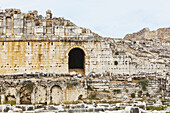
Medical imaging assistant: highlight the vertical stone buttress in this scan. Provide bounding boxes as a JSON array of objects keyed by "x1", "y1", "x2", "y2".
[
  {"x1": 47, "y1": 86, "x2": 51, "y2": 105},
  {"x1": 16, "y1": 92, "x2": 20, "y2": 105},
  {"x1": 31, "y1": 87, "x2": 36, "y2": 104},
  {"x1": 1, "y1": 90, "x2": 5, "y2": 104}
]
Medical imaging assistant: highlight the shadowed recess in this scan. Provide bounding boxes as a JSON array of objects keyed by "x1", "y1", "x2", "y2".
[{"x1": 69, "y1": 48, "x2": 85, "y2": 69}]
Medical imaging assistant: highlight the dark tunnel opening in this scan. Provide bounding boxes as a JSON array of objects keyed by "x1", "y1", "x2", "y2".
[{"x1": 69, "y1": 48, "x2": 85, "y2": 69}]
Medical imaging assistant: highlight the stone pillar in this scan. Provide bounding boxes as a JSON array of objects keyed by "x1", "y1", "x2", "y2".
[
  {"x1": 46, "y1": 10, "x2": 52, "y2": 19},
  {"x1": 62, "y1": 86, "x2": 66, "y2": 104},
  {"x1": 47, "y1": 86, "x2": 51, "y2": 105},
  {"x1": 31, "y1": 88, "x2": 36, "y2": 104},
  {"x1": 3, "y1": 16, "x2": 6, "y2": 34},
  {"x1": 16, "y1": 92, "x2": 20, "y2": 105},
  {"x1": 12, "y1": 16, "x2": 14, "y2": 35},
  {"x1": 84, "y1": 80, "x2": 88, "y2": 98},
  {"x1": 64, "y1": 56, "x2": 69, "y2": 73},
  {"x1": 51, "y1": 22, "x2": 54, "y2": 34},
  {"x1": 1, "y1": 93, "x2": 5, "y2": 104},
  {"x1": 85, "y1": 56, "x2": 90, "y2": 75},
  {"x1": 75, "y1": 87, "x2": 78, "y2": 101}
]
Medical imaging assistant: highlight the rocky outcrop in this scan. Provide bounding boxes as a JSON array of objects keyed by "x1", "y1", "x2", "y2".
[{"x1": 124, "y1": 27, "x2": 170, "y2": 40}]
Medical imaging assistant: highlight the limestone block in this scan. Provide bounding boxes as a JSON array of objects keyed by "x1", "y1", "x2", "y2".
[
  {"x1": 0, "y1": 20, "x2": 3, "y2": 27},
  {"x1": 26, "y1": 20, "x2": 33, "y2": 27},
  {"x1": 46, "y1": 10, "x2": 52, "y2": 19},
  {"x1": 55, "y1": 27, "x2": 64, "y2": 36},
  {"x1": 0, "y1": 28, "x2": 3, "y2": 34},
  {"x1": 35, "y1": 26, "x2": 44, "y2": 34},
  {"x1": 14, "y1": 20, "x2": 24, "y2": 27},
  {"x1": 14, "y1": 14, "x2": 23, "y2": 19},
  {"x1": 46, "y1": 27, "x2": 52, "y2": 34},
  {"x1": 74, "y1": 28, "x2": 83, "y2": 34}
]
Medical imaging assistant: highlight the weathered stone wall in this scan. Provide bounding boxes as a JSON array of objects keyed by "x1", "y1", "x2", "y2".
[
  {"x1": 87, "y1": 77, "x2": 169, "y2": 99},
  {"x1": 0, "y1": 40, "x2": 166, "y2": 75},
  {"x1": 0, "y1": 40, "x2": 114, "y2": 75},
  {"x1": 0, "y1": 76, "x2": 86, "y2": 105}
]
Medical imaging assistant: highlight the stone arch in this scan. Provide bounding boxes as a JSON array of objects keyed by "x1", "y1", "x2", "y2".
[
  {"x1": 19, "y1": 81, "x2": 35, "y2": 104},
  {"x1": 66, "y1": 46, "x2": 87, "y2": 56},
  {"x1": 4, "y1": 87, "x2": 17, "y2": 103},
  {"x1": 50, "y1": 85, "x2": 63, "y2": 104},
  {"x1": 69, "y1": 48, "x2": 85, "y2": 69},
  {"x1": 19, "y1": 86, "x2": 32, "y2": 104},
  {"x1": 66, "y1": 46, "x2": 87, "y2": 75}
]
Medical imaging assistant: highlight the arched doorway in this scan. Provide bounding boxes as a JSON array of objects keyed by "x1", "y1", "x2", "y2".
[
  {"x1": 50, "y1": 85, "x2": 62, "y2": 104},
  {"x1": 68, "y1": 48, "x2": 85, "y2": 75}
]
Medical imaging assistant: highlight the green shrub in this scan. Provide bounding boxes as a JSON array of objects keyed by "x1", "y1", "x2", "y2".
[
  {"x1": 138, "y1": 79, "x2": 149, "y2": 91},
  {"x1": 125, "y1": 89, "x2": 129, "y2": 93},
  {"x1": 21, "y1": 101, "x2": 31, "y2": 105},
  {"x1": 162, "y1": 100, "x2": 170, "y2": 105},
  {"x1": 103, "y1": 89, "x2": 110, "y2": 93},
  {"x1": 147, "y1": 99, "x2": 156, "y2": 103},
  {"x1": 113, "y1": 89, "x2": 121, "y2": 94},
  {"x1": 131, "y1": 93, "x2": 135, "y2": 98},
  {"x1": 109, "y1": 101, "x2": 122, "y2": 104},
  {"x1": 100, "y1": 100, "x2": 107, "y2": 103},
  {"x1": 147, "y1": 106, "x2": 167, "y2": 111},
  {"x1": 146, "y1": 92, "x2": 150, "y2": 97},
  {"x1": 25, "y1": 82, "x2": 35, "y2": 92},
  {"x1": 107, "y1": 96, "x2": 112, "y2": 99},
  {"x1": 3, "y1": 100, "x2": 16, "y2": 105},
  {"x1": 138, "y1": 90, "x2": 143, "y2": 97},
  {"x1": 64, "y1": 101, "x2": 78, "y2": 104}
]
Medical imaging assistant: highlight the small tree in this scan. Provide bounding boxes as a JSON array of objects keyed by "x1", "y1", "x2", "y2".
[
  {"x1": 113, "y1": 89, "x2": 121, "y2": 94},
  {"x1": 146, "y1": 92, "x2": 150, "y2": 97},
  {"x1": 138, "y1": 79, "x2": 149, "y2": 91},
  {"x1": 131, "y1": 93, "x2": 135, "y2": 98},
  {"x1": 138, "y1": 90, "x2": 143, "y2": 97},
  {"x1": 124, "y1": 88, "x2": 129, "y2": 93}
]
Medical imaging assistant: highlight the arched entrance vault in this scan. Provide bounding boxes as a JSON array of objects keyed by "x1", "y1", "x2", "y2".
[{"x1": 66, "y1": 46, "x2": 86, "y2": 75}]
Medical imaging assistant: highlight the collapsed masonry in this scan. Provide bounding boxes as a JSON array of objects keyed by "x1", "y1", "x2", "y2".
[
  {"x1": 0, "y1": 73, "x2": 169, "y2": 105},
  {"x1": 0, "y1": 8, "x2": 100, "y2": 40},
  {"x1": 0, "y1": 74, "x2": 86, "y2": 105}
]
